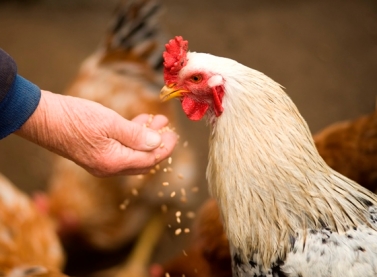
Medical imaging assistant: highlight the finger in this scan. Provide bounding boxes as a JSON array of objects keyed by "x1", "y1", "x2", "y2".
[
  {"x1": 148, "y1": 115, "x2": 169, "y2": 130},
  {"x1": 131, "y1": 114, "x2": 169, "y2": 130},
  {"x1": 112, "y1": 115, "x2": 162, "y2": 151},
  {"x1": 105, "y1": 130, "x2": 178, "y2": 176}
]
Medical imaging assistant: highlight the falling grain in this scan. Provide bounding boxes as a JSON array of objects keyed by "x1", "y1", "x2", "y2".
[
  {"x1": 178, "y1": 174, "x2": 184, "y2": 179},
  {"x1": 184, "y1": 228, "x2": 190, "y2": 233},
  {"x1": 150, "y1": 169, "x2": 156, "y2": 174},
  {"x1": 177, "y1": 217, "x2": 181, "y2": 223},
  {"x1": 176, "y1": 211, "x2": 182, "y2": 217},
  {"x1": 183, "y1": 141, "x2": 189, "y2": 148},
  {"x1": 161, "y1": 205, "x2": 168, "y2": 213},
  {"x1": 182, "y1": 250, "x2": 188, "y2": 256},
  {"x1": 186, "y1": 211, "x2": 196, "y2": 219},
  {"x1": 155, "y1": 164, "x2": 160, "y2": 170},
  {"x1": 181, "y1": 188, "x2": 186, "y2": 196},
  {"x1": 170, "y1": 191, "x2": 176, "y2": 197},
  {"x1": 136, "y1": 175, "x2": 144, "y2": 179},
  {"x1": 180, "y1": 197, "x2": 187, "y2": 203},
  {"x1": 131, "y1": 189, "x2": 138, "y2": 196},
  {"x1": 168, "y1": 157, "x2": 172, "y2": 164},
  {"x1": 175, "y1": 228, "x2": 182, "y2": 235},
  {"x1": 162, "y1": 182, "x2": 169, "y2": 186},
  {"x1": 119, "y1": 199, "x2": 130, "y2": 210},
  {"x1": 167, "y1": 167, "x2": 173, "y2": 173},
  {"x1": 165, "y1": 273, "x2": 170, "y2": 277},
  {"x1": 191, "y1": 187, "x2": 199, "y2": 193},
  {"x1": 157, "y1": 191, "x2": 164, "y2": 197},
  {"x1": 148, "y1": 114, "x2": 154, "y2": 124}
]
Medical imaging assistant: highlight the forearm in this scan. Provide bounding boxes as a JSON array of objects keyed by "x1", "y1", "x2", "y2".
[
  {"x1": 14, "y1": 90, "x2": 73, "y2": 159},
  {"x1": 15, "y1": 90, "x2": 177, "y2": 176}
]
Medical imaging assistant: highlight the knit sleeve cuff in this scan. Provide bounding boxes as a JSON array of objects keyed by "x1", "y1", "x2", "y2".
[{"x1": 0, "y1": 75, "x2": 41, "y2": 139}]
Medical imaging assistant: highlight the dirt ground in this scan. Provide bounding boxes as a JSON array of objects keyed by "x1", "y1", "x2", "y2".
[{"x1": 0, "y1": 0, "x2": 376, "y2": 274}]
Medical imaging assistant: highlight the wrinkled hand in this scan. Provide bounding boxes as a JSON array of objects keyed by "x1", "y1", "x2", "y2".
[{"x1": 16, "y1": 90, "x2": 178, "y2": 177}]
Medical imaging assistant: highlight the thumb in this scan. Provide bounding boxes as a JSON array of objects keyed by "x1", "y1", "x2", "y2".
[{"x1": 112, "y1": 115, "x2": 162, "y2": 151}]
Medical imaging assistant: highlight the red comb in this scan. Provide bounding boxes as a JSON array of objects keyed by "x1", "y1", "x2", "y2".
[{"x1": 163, "y1": 36, "x2": 188, "y2": 84}]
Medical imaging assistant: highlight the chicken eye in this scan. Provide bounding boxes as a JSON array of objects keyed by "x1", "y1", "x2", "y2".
[{"x1": 190, "y1": 75, "x2": 203, "y2": 83}]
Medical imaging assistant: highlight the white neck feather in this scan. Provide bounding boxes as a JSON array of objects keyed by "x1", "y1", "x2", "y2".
[{"x1": 205, "y1": 66, "x2": 377, "y2": 267}]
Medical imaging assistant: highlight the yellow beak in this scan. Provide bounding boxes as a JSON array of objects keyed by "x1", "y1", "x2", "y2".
[{"x1": 160, "y1": 85, "x2": 189, "y2": 102}]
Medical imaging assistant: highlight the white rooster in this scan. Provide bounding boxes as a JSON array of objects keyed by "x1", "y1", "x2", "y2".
[{"x1": 160, "y1": 36, "x2": 377, "y2": 277}]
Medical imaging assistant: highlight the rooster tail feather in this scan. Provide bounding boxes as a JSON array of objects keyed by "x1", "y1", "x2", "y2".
[{"x1": 102, "y1": 0, "x2": 166, "y2": 71}]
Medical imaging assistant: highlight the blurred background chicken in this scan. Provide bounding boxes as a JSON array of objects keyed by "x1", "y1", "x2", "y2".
[
  {"x1": 0, "y1": 173, "x2": 66, "y2": 277},
  {"x1": 33, "y1": 0, "x2": 201, "y2": 275},
  {"x1": 314, "y1": 109, "x2": 377, "y2": 193}
]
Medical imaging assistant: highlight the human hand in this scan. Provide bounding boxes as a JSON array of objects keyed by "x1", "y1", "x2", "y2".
[{"x1": 15, "y1": 90, "x2": 178, "y2": 177}]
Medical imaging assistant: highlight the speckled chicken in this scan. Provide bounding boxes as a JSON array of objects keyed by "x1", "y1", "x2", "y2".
[
  {"x1": 160, "y1": 36, "x2": 377, "y2": 277},
  {"x1": 314, "y1": 110, "x2": 377, "y2": 193},
  {"x1": 0, "y1": 173, "x2": 65, "y2": 277},
  {"x1": 42, "y1": 0, "x2": 199, "y2": 265},
  {"x1": 155, "y1": 109, "x2": 377, "y2": 277}
]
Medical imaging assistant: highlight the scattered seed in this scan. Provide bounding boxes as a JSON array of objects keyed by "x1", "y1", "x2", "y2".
[
  {"x1": 178, "y1": 174, "x2": 184, "y2": 179},
  {"x1": 119, "y1": 199, "x2": 130, "y2": 210},
  {"x1": 165, "y1": 273, "x2": 170, "y2": 277},
  {"x1": 148, "y1": 114, "x2": 154, "y2": 124},
  {"x1": 183, "y1": 141, "x2": 188, "y2": 148},
  {"x1": 175, "y1": 228, "x2": 182, "y2": 235},
  {"x1": 136, "y1": 175, "x2": 143, "y2": 180},
  {"x1": 160, "y1": 143, "x2": 165, "y2": 148},
  {"x1": 161, "y1": 205, "x2": 168, "y2": 213},
  {"x1": 150, "y1": 169, "x2": 156, "y2": 174},
  {"x1": 186, "y1": 211, "x2": 196, "y2": 219},
  {"x1": 162, "y1": 182, "x2": 169, "y2": 186},
  {"x1": 163, "y1": 168, "x2": 168, "y2": 173},
  {"x1": 168, "y1": 157, "x2": 172, "y2": 164},
  {"x1": 184, "y1": 228, "x2": 190, "y2": 233},
  {"x1": 170, "y1": 191, "x2": 176, "y2": 197},
  {"x1": 180, "y1": 197, "x2": 187, "y2": 203},
  {"x1": 167, "y1": 167, "x2": 173, "y2": 173},
  {"x1": 167, "y1": 224, "x2": 171, "y2": 228},
  {"x1": 155, "y1": 164, "x2": 160, "y2": 170},
  {"x1": 131, "y1": 189, "x2": 138, "y2": 196},
  {"x1": 182, "y1": 250, "x2": 188, "y2": 256},
  {"x1": 181, "y1": 188, "x2": 186, "y2": 196},
  {"x1": 191, "y1": 187, "x2": 199, "y2": 193},
  {"x1": 157, "y1": 191, "x2": 164, "y2": 197},
  {"x1": 177, "y1": 217, "x2": 181, "y2": 223},
  {"x1": 176, "y1": 211, "x2": 182, "y2": 217}
]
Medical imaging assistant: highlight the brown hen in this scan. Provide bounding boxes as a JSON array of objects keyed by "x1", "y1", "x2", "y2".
[
  {"x1": 314, "y1": 110, "x2": 377, "y2": 192},
  {"x1": 41, "y1": 0, "x2": 200, "y2": 275},
  {"x1": 0, "y1": 173, "x2": 65, "y2": 277}
]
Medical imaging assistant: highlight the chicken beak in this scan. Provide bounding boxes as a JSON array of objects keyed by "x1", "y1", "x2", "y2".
[{"x1": 160, "y1": 85, "x2": 188, "y2": 102}]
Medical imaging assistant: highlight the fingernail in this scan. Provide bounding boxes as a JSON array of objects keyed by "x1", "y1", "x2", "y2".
[{"x1": 146, "y1": 131, "x2": 161, "y2": 147}]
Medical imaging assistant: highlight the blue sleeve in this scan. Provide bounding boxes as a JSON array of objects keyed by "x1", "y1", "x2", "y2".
[{"x1": 0, "y1": 49, "x2": 41, "y2": 139}]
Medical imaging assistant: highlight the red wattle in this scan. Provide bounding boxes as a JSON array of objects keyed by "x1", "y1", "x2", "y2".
[
  {"x1": 212, "y1": 86, "x2": 224, "y2": 117},
  {"x1": 182, "y1": 97, "x2": 209, "y2": 121}
]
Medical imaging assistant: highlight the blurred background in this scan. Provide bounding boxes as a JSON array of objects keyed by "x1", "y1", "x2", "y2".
[{"x1": 0, "y1": 0, "x2": 376, "y2": 275}]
